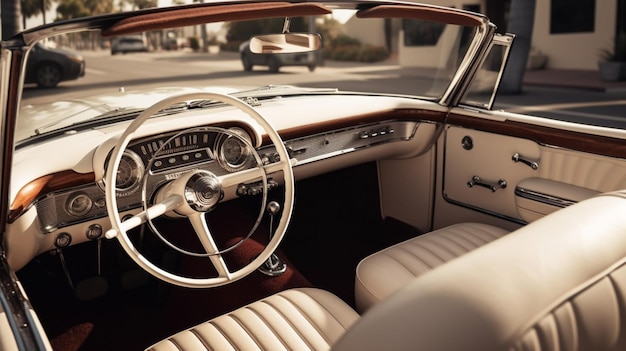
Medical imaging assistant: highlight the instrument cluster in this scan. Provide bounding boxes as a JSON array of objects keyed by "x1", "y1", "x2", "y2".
[
  {"x1": 114, "y1": 126, "x2": 253, "y2": 197},
  {"x1": 36, "y1": 126, "x2": 254, "y2": 233}
]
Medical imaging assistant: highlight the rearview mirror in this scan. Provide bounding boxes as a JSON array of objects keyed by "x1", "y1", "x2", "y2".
[{"x1": 249, "y1": 33, "x2": 322, "y2": 54}]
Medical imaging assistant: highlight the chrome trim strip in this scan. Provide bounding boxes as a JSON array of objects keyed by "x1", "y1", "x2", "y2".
[
  {"x1": 260, "y1": 120, "x2": 421, "y2": 166},
  {"x1": 0, "y1": 254, "x2": 49, "y2": 350},
  {"x1": 442, "y1": 191, "x2": 527, "y2": 226},
  {"x1": 441, "y1": 19, "x2": 496, "y2": 107},
  {"x1": 514, "y1": 187, "x2": 577, "y2": 208}
]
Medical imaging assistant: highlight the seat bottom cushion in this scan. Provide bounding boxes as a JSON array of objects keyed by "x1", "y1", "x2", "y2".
[
  {"x1": 355, "y1": 222, "x2": 509, "y2": 312},
  {"x1": 146, "y1": 288, "x2": 359, "y2": 351}
]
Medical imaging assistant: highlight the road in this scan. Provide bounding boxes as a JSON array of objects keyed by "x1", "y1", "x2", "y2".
[
  {"x1": 494, "y1": 86, "x2": 626, "y2": 129},
  {"x1": 22, "y1": 50, "x2": 626, "y2": 129}
]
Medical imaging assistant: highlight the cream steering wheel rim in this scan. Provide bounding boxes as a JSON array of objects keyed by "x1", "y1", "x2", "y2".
[{"x1": 104, "y1": 92, "x2": 294, "y2": 288}]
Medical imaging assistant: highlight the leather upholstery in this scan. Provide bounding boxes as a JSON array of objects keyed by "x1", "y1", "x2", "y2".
[
  {"x1": 355, "y1": 222, "x2": 508, "y2": 312},
  {"x1": 145, "y1": 288, "x2": 359, "y2": 351},
  {"x1": 148, "y1": 191, "x2": 626, "y2": 351},
  {"x1": 333, "y1": 191, "x2": 626, "y2": 351}
]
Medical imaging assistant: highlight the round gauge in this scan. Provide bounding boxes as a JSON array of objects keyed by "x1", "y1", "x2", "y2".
[
  {"x1": 222, "y1": 137, "x2": 247, "y2": 164},
  {"x1": 66, "y1": 192, "x2": 93, "y2": 216},
  {"x1": 115, "y1": 150, "x2": 145, "y2": 196},
  {"x1": 216, "y1": 128, "x2": 252, "y2": 172}
]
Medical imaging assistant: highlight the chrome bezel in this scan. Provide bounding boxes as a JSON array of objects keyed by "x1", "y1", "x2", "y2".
[
  {"x1": 215, "y1": 128, "x2": 252, "y2": 172},
  {"x1": 102, "y1": 150, "x2": 145, "y2": 197},
  {"x1": 65, "y1": 192, "x2": 93, "y2": 217}
]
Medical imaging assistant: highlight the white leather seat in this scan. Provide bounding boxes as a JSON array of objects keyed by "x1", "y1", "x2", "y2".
[
  {"x1": 334, "y1": 191, "x2": 626, "y2": 351},
  {"x1": 355, "y1": 222, "x2": 508, "y2": 312},
  {"x1": 145, "y1": 288, "x2": 359, "y2": 351},
  {"x1": 148, "y1": 191, "x2": 626, "y2": 351}
]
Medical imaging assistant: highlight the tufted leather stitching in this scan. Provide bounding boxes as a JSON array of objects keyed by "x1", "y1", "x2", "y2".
[
  {"x1": 187, "y1": 328, "x2": 209, "y2": 351},
  {"x1": 355, "y1": 223, "x2": 508, "y2": 312},
  {"x1": 434, "y1": 230, "x2": 486, "y2": 253},
  {"x1": 276, "y1": 293, "x2": 333, "y2": 348},
  {"x1": 375, "y1": 224, "x2": 506, "y2": 277},
  {"x1": 392, "y1": 244, "x2": 439, "y2": 270},
  {"x1": 148, "y1": 289, "x2": 356, "y2": 351},
  {"x1": 410, "y1": 237, "x2": 459, "y2": 260},
  {"x1": 245, "y1": 304, "x2": 291, "y2": 350},
  {"x1": 460, "y1": 223, "x2": 506, "y2": 241},
  {"x1": 538, "y1": 149, "x2": 626, "y2": 193},
  {"x1": 228, "y1": 313, "x2": 267, "y2": 350},
  {"x1": 259, "y1": 298, "x2": 319, "y2": 350},
  {"x1": 208, "y1": 320, "x2": 239, "y2": 350},
  {"x1": 511, "y1": 265, "x2": 626, "y2": 351}
]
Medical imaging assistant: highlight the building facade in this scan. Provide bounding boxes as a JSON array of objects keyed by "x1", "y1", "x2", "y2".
[{"x1": 344, "y1": 0, "x2": 623, "y2": 71}]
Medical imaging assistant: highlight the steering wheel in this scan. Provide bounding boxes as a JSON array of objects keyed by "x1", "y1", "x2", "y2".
[{"x1": 104, "y1": 92, "x2": 294, "y2": 288}]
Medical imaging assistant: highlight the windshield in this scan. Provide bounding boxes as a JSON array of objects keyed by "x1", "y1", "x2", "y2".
[{"x1": 17, "y1": 10, "x2": 478, "y2": 142}]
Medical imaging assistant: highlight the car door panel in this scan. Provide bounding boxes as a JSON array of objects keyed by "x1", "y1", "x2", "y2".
[
  {"x1": 443, "y1": 125, "x2": 540, "y2": 222},
  {"x1": 441, "y1": 113, "x2": 626, "y2": 225}
]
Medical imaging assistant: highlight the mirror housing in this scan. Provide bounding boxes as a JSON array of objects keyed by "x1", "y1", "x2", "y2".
[{"x1": 249, "y1": 33, "x2": 322, "y2": 54}]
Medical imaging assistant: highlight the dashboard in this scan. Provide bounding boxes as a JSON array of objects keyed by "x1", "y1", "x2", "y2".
[
  {"x1": 35, "y1": 119, "x2": 421, "y2": 234},
  {"x1": 7, "y1": 93, "x2": 445, "y2": 270}
]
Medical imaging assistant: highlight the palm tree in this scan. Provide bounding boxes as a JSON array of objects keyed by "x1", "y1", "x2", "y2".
[
  {"x1": 21, "y1": 0, "x2": 52, "y2": 28},
  {"x1": 124, "y1": 0, "x2": 157, "y2": 10},
  {"x1": 499, "y1": 0, "x2": 536, "y2": 94},
  {"x1": 1, "y1": 0, "x2": 21, "y2": 40}
]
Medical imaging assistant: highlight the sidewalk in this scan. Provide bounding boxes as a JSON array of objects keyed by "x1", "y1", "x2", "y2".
[{"x1": 523, "y1": 69, "x2": 626, "y2": 92}]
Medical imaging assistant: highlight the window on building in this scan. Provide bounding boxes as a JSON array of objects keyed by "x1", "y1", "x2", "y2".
[{"x1": 550, "y1": 0, "x2": 595, "y2": 34}]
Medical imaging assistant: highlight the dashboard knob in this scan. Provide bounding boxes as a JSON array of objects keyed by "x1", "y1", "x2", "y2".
[{"x1": 267, "y1": 201, "x2": 281, "y2": 216}]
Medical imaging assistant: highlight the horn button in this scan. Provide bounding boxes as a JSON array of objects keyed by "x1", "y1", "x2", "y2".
[{"x1": 184, "y1": 172, "x2": 223, "y2": 212}]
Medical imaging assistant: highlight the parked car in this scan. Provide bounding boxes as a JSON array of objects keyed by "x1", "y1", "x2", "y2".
[
  {"x1": 239, "y1": 39, "x2": 323, "y2": 72},
  {"x1": 24, "y1": 43, "x2": 85, "y2": 88},
  {"x1": 110, "y1": 34, "x2": 149, "y2": 55},
  {"x1": 2, "y1": 1, "x2": 626, "y2": 350}
]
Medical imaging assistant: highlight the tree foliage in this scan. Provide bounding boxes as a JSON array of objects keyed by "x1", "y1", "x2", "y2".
[
  {"x1": 316, "y1": 16, "x2": 343, "y2": 43},
  {"x1": 124, "y1": 0, "x2": 158, "y2": 10},
  {"x1": 56, "y1": 0, "x2": 89, "y2": 20},
  {"x1": 88, "y1": 0, "x2": 115, "y2": 14},
  {"x1": 56, "y1": 0, "x2": 115, "y2": 20},
  {"x1": 21, "y1": 0, "x2": 52, "y2": 24}
]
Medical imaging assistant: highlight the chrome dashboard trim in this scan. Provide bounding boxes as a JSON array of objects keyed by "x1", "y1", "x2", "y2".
[{"x1": 261, "y1": 120, "x2": 420, "y2": 166}]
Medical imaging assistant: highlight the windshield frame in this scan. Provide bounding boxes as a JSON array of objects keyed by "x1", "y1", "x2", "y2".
[{"x1": 6, "y1": 0, "x2": 500, "y2": 145}]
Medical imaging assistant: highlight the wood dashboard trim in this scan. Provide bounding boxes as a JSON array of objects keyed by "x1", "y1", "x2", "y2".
[
  {"x1": 447, "y1": 113, "x2": 626, "y2": 159},
  {"x1": 264, "y1": 108, "x2": 446, "y2": 144},
  {"x1": 9, "y1": 170, "x2": 95, "y2": 223}
]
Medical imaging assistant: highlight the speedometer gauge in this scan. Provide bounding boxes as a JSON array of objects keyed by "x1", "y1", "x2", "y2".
[
  {"x1": 215, "y1": 128, "x2": 252, "y2": 172},
  {"x1": 115, "y1": 150, "x2": 145, "y2": 196}
]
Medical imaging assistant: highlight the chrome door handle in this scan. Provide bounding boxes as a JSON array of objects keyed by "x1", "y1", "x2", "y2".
[
  {"x1": 467, "y1": 176, "x2": 507, "y2": 192},
  {"x1": 512, "y1": 153, "x2": 539, "y2": 170}
]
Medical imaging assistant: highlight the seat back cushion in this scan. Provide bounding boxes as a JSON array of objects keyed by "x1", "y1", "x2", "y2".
[{"x1": 335, "y1": 191, "x2": 626, "y2": 351}]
